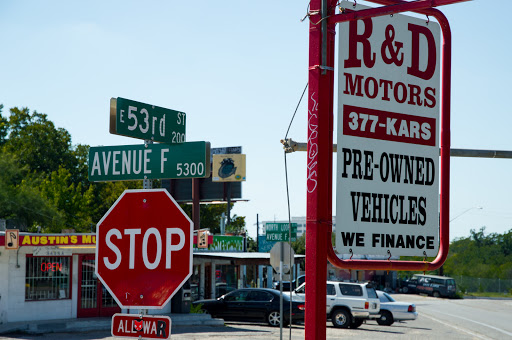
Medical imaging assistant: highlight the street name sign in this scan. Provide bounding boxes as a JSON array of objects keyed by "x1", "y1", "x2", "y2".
[
  {"x1": 88, "y1": 141, "x2": 211, "y2": 182},
  {"x1": 336, "y1": 3, "x2": 441, "y2": 257},
  {"x1": 111, "y1": 313, "x2": 171, "y2": 339},
  {"x1": 110, "y1": 97, "x2": 186, "y2": 144},
  {"x1": 96, "y1": 189, "x2": 193, "y2": 309},
  {"x1": 266, "y1": 232, "x2": 297, "y2": 242},
  {"x1": 265, "y1": 223, "x2": 297, "y2": 242}
]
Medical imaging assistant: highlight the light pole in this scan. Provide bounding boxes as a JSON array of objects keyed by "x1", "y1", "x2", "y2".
[{"x1": 450, "y1": 206, "x2": 483, "y2": 222}]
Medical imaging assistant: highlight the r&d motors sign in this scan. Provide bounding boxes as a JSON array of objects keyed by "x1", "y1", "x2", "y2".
[{"x1": 336, "y1": 4, "x2": 441, "y2": 257}]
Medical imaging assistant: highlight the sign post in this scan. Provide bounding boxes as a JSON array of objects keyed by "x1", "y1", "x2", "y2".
[{"x1": 305, "y1": 1, "x2": 468, "y2": 339}]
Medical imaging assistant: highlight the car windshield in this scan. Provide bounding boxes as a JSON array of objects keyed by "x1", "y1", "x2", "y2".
[
  {"x1": 381, "y1": 292, "x2": 395, "y2": 302},
  {"x1": 366, "y1": 286, "x2": 377, "y2": 299}
]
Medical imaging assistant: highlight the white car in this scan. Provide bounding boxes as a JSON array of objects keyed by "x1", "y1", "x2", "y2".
[
  {"x1": 376, "y1": 290, "x2": 418, "y2": 326},
  {"x1": 287, "y1": 281, "x2": 380, "y2": 328}
]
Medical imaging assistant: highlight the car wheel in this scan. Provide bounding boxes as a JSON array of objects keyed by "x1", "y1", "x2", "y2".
[
  {"x1": 331, "y1": 309, "x2": 352, "y2": 328},
  {"x1": 377, "y1": 310, "x2": 394, "y2": 326},
  {"x1": 403, "y1": 286, "x2": 409, "y2": 293},
  {"x1": 433, "y1": 291, "x2": 441, "y2": 298},
  {"x1": 267, "y1": 311, "x2": 282, "y2": 327},
  {"x1": 351, "y1": 318, "x2": 364, "y2": 329}
]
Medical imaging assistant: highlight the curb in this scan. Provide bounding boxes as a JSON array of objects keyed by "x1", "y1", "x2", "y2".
[{"x1": 0, "y1": 314, "x2": 224, "y2": 335}]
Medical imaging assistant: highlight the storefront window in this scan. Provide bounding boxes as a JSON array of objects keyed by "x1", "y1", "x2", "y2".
[
  {"x1": 190, "y1": 265, "x2": 200, "y2": 301},
  {"x1": 25, "y1": 256, "x2": 71, "y2": 301},
  {"x1": 215, "y1": 265, "x2": 237, "y2": 297}
]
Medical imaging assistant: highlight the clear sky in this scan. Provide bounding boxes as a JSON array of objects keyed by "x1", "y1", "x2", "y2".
[{"x1": 1, "y1": 1, "x2": 511, "y2": 244}]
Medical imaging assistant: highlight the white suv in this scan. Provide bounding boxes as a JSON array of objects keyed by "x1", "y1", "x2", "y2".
[{"x1": 288, "y1": 281, "x2": 380, "y2": 328}]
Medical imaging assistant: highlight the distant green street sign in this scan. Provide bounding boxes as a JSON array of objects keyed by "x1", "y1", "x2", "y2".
[
  {"x1": 110, "y1": 97, "x2": 186, "y2": 143},
  {"x1": 265, "y1": 223, "x2": 298, "y2": 242},
  {"x1": 266, "y1": 232, "x2": 297, "y2": 242},
  {"x1": 265, "y1": 223, "x2": 297, "y2": 233},
  {"x1": 88, "y1": 142, "x2": 210, "y2": 182}
]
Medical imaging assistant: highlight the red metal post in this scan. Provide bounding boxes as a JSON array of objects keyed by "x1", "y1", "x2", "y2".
[
  {"x1": 306, "y1": 1, "x2": 464, "y2": 338},
  {"x1": 306, "y1": 1, "x2": 337, "y2": 339}
]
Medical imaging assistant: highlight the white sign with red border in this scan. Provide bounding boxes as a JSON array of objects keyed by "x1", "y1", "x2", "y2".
[
  {"x1": 111, "y1": 313, "x2": 171, "y2": 339},
  {"x1": 336, "y1": 2, "x2": 441, "y2": 257}
]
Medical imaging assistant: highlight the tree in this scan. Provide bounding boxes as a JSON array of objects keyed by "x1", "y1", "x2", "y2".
[
  {"x1": 0, "y1": 105, "x2": 8, "y2": 146},
  {"x1": 39, "y1": 167, "x2": 96, "y2": 233},
  {"x1": 180, "y1": 203, "x2": 241, "y2": 235},
  {"x1": 3, "y1": 107, "x2": 75, "y2": 176},
  {"x1": 0, "y1": 151, "x2": 62, "y2": 230},
  {"x1": 442, "y1": 228, "x2": 512, "y2": 280},
  {"x1": 291, "y1": 234, "x2": 306, "y2": 255},
  {"x1": 226, "y1": 214, "x2": 246, "y2": 235},
  {"x1": 246, "y1": 236, "x2": 258, "y2": 252}
]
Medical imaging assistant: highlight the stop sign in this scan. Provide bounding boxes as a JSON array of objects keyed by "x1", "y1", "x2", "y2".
[{"x1": 95, "y1": 189, "x2": 193, "y2": 309}]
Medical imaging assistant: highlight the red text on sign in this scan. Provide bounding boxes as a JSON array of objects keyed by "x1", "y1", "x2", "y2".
[
  {"x1": 342, "y1": 105, "x2": 436, "y2": 146},
  {"x1": 344, "y1": 19, "x2": 437, "y2": 81},
  {"x1": 40, "y1": 262, "x2": 62, "y2": 272}
]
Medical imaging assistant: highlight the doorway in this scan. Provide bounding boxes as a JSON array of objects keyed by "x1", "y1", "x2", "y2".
[{"x1": 77, "y1": 254, "x2": 120, "y2": 318}]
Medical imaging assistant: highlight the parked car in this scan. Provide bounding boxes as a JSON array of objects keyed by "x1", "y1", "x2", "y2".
[
  {"x1": 287, "y1": 281, "x2": 380, "y2": 329},
  {"x1": 400, "y1": 277, "x2": 419, "y2": 294},
  {"x1": 192, "y1": 288, "x2": 305, "y2": 327},
  {"x1": 273, "y1": 275, "x2": 306, "y2": 291},
  {"x1": 375, "y1": 290, "x2": 418, "y2": 326},
  {"x1": 402, "y1": 274, "x2": 456, "y2": 298}
]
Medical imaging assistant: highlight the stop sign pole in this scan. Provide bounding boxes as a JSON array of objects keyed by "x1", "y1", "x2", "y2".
[{"x1": 96, "y1": 189, "x2": 193, "y2": 310}]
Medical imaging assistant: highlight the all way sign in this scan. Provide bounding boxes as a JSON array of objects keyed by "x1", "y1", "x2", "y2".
[
  {"x1": 111, "y1": 314, "x2": 171, "y2": 339},
  {"x1": 88, "y1": 142, "x2": 211, "y2": 181}
]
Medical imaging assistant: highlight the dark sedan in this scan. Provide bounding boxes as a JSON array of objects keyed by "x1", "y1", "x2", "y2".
[{"x1": 192, "y1": 288, "x2": 305, "y2": 327}]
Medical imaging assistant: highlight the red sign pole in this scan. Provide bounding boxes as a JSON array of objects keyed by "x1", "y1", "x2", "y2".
[
  {"x1": 306, "y1": 1, "x2": 467, "y2": 339},
  {"x1": 305, "y1": 1, "x2": 337, "y2": 339}
]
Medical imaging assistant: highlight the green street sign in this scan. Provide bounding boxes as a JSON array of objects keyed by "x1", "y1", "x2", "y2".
[
  {"x1": 266, "y1": 232, "x2": 297, "y2": 242},
  {"x1": 265, "y1": 223, "x2": 297, "y2": 233},
  {"x1": 110, "y1": 97, "x2": 186, "y2": 144},
  {"x1": 88, "y1": 142, "x2": 210, "y2": 182}
]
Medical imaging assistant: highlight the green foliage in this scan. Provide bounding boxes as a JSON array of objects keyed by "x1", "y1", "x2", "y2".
[
  {"x1": 0, "y1": 103, "x2": 246, "y2": 234},
  {"x1": 291, "y1": 234, "x2": 306, "y2": 255},
  {"x1": 443, "y1": 227, "x2": 512, "y2": 280},
  {"x1": 226, "y1": 214, "x2": 246, "y2": 235},
  {"x1": 38, "y1": 167, "x2": 96, "y2": 232},
  {"x1": 0, "y1": 104, "x2": 8, "y2": 145},
  {"x1": 0, "y1": 104, "x2": 142, "y2": 232},
  {"x1": 190, "y1": 303, "x2": 204, "y2": 314},
  {"x1": 246, "y1": 236, "x2": 257, "y2": 252},
  {"x1": 181, "y1": 204, "x2": 227, "y2": 234},
  {"x1": 3, "y1": 107, "x2": 75, "y2": 176},
  {"x1": 0, "y1": 151, "x2": 62, "y2": 230},
  {"x1": 180, "y1": 203, "x2": 247, "y2": 236}
]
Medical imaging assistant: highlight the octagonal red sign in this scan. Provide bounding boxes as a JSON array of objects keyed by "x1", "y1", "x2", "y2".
[{"x1": 95, "y1": 189, "x2": 193, "y2": 309}]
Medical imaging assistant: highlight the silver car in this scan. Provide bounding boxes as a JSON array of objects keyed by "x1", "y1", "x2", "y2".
[{"x1": 375, "y1": 290, "x2": 418, "y2": 326}]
